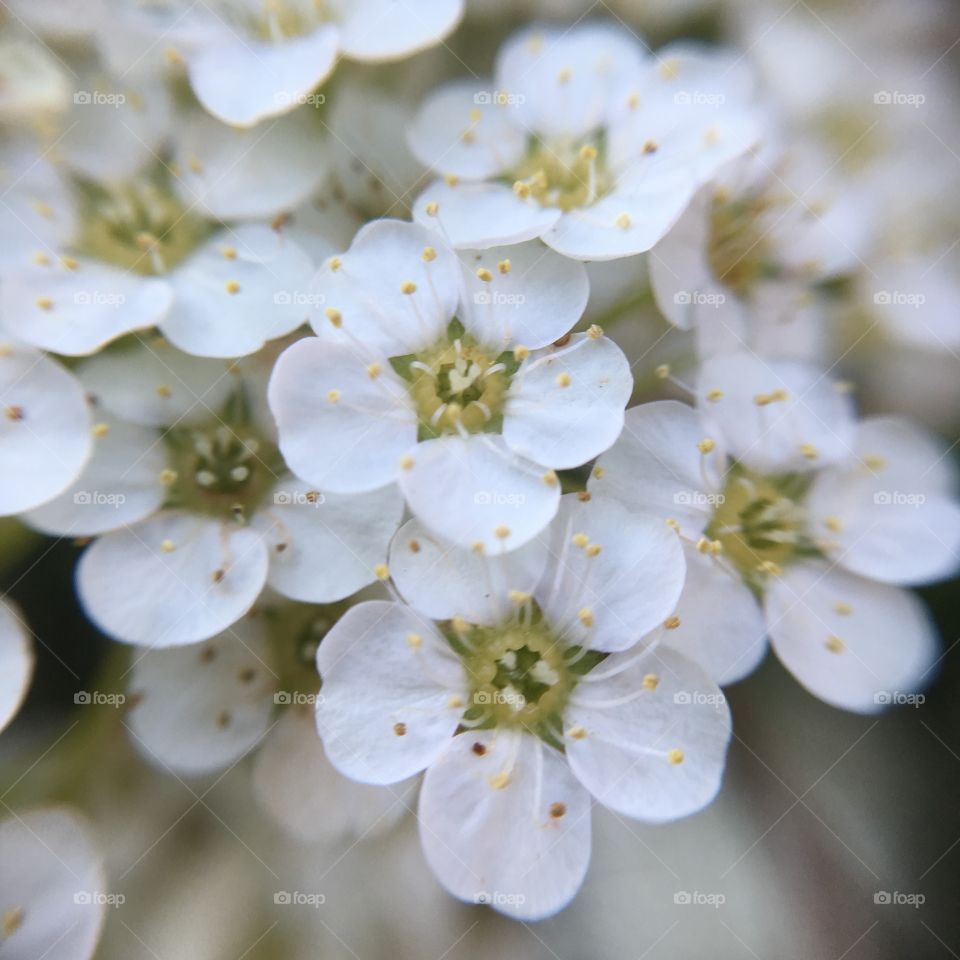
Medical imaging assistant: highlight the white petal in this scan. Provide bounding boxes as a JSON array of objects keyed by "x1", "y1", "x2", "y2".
[
  {"x1": 172, "y1": 109, "x2": 329, "y2": 220},
  {"x1": 310, "y1": 219, "x2": 460, "y2": 357},
  {"x1": 696, "y1": 352, "x2": 857, "y2": 473},
  {"x1": 77, "y1": 513, "x2": 268, "y2": 647},
  {"x1": 252, "y1": 706, "x2": 416, "y2": 843},
  {"x1": 0, "y1": 598, "x2": 33, "y2": 733},
  {"x1": 188, "y1": 26, "x2": 339, "y2": 127},
  {"x1": 0, "y1": 345, "x2": 92, "y2": 516},
  {"x1": 457, "y1": 242, "x2": 589, "y2": 350},
  {"x1": 661, "y1": 545, "x2": 767, "y2": 685},
  {"x1": 315, "y1": 601, "x2": 466, "y2": 784},
  {"x1": 765, "y1": 562, "x2": 939, "y2": 713},
  {"x1": 127, "y1": 616, "x2": 276, "y2": 774},
  {"x1": 78, "y1": 338, "x2": 238, "y2": 428},
  {"x1": 389, "y1": 516, "x2": 549, "y2": 624},
  {"x1": 268, "y1": 337, "x2": 417, "y2": 492},
  {"x1": 398, "y1": 434, "x2": 561, "y2": 552},
  {"x1": 588, "y1": 400, "x2": 715, "y2": 539},
  {"x1": 536, "y1": 495, "x2": 686, "y2": 652},
  {"x1": 336, "y1": 0, "x2": 463, "y2": 61},
  {"x1": 419, "y1": 730, "x2": 592, "y2": 920},
  {"x1": 503, "y1": 333, "x2": 632, "y2": 470},
  {"x1": 494, "y1": 22, "x2": 646, "y2": 139},
  {"x1": 407, "y1": 78, "x2": 524, "y2": 179},
  {"x1": 255, "y1": 477, "x2": 404, "y2": 603},
  {"x1": 806, "y1": 417, "x2": 960, "y2": 585},
  {"x1": 0, "y1": 808, "x2": 106, "y2": 960},
  {"x1": 566, "y1": 647, "x2": 731, "y2": 820},
  {"x1": 23, "y1": 417, "x2": 166, "y2": 536},
  {"x1": 163, "y1": 226, "x2": 314, "y2": 358},
  {"x1": 412, "y1": 179, "x2": 560, "y2": 250},
  {"x1": 1, "y1": 258, "x2": 172, "y2": 356}
]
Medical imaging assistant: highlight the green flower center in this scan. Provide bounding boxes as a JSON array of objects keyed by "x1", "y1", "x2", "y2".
[
  {"x1": 511, "y1": 136, "x2": 611, "y2": 211},
  {"x1": 250, "y1": 0, "x2": 333, "y2": 40},
  {"x1": 707, "y1": 190, "x2": 782, "y2": 298}
]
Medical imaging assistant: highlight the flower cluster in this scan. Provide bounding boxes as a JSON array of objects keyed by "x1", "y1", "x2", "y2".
[{"x1": 1, "y1": 5, "x2": 958, "y2": 948}]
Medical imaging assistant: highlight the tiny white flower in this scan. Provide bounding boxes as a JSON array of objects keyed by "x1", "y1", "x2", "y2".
[
  {"x1": 0, "y1": 597, "x2": 34, "y2": 734},
  {"x1": 269, "y1": 219, "x2": 631, "y2": 550},
  {"x1": 316, "y1": 494, "x2": 730, "y2": 919},
  {"x1": 408, "y1": 25, "x2": 761, "y2": 258},
  {"x1": 0, "y1": 807, "x2": 106, "y2": 960}
]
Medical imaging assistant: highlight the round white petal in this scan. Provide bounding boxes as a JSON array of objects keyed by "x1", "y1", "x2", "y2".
[
  {"x1": 503, "y1": 333, "x2": 633, "y2": 470},
  {"x1": 310, "y1": 219, "x2": 460, "y2": 357},
  {"x1": 127, "y1": 616, "x2": 276, "y2": 774},
  {"x1": 661, "y1": 545, "x2": 767, "y2": 685},
  {"x1": 77, "y1": 513, "x2": 268, "y2": 647},
  {"x1": 419, "y1": 730, "x2": 591, "y2": 921},
  {"x1": 315, "y1": 601, "x2": 466, "y2": 785},
  {"x1": 0, "y1": 808, "x2": 106, "y2": 960},
  {"x1": 696, "y1": 352, "x2": 857, "y2": 473},
  {"x1": 336, "y1": 0, "x2": 462, "y2": 61},
  {"x1": 1, "y1": 258, "x2": 172, "y2": 356},
  {"x1": 413, "y1": 179, "x2": 561, "y2": 250},
  {"x1": 389, "y1": 516, "x2": 549, "y2": 624},
  {"x1": 457, "y1": 242, "x2": 589, "y2": 350},
  {"x1": 566, "y1": 647, "x2": 731, "y2": 821},
  {"x1": 269, "y1": 337, "x2": 417, "y2": 492},
  {"x1": 252, "y1": 706, "x2": 415, "y2": 843},
  {"x1": 0, "y1": 345, "x2": 92, "y2": 516},
  {"x1": 588, "y1": 400, "x2": 715, "y2": 538},
  {"x1": 188, "y1": 27, "x2": 339, "y2": 127},
  {"x1": 23, "y1": 417, "x2": 166, "y2": 537},
  {"x1": 408, "y1": 78, "x2": 525, "y2": 179},
  {"x1": 398, "y1": 434, "x2": 561, "y2": 552},
  {"x1": 765, "y1": 562, "x2": 939, "y2": 713},
  {"x1": 536, "y1": 495, "x2": 686, "y2": 652},
  {"x1": 255, "y1": 477, "x2": 404, "y2": 603},
  {"x1": 0, "y1": 598, "x2": 33, "y2": 734},
  {"x1": 163, "y1": 226, "x2": 314, "y2": 358}
]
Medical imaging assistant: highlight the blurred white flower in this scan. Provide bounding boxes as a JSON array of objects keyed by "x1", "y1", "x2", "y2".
[{"x1": 0, "y1": 598, "x2": 34, "y2": 735}]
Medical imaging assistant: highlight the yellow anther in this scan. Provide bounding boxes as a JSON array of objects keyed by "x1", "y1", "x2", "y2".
[
  {"x1": 400, "y1": 280, "x2": 417, "y2": 294},
  {"x1": 654, "y1": 364, "x2": 670, "y2": 379},
  {"x1": 164, "y1": 45, "x2": 184, "y2": 65},
  {"x1": 572, "y1": 533, "x2": 589, "y2": 548},
  {"x1": 451, "y1": 616, "x2": 471, "y2": 634},
  {"x1": 92, "y1": 422, "x2": 110, "y2": 439},
  {"x1": 770, "y1": 388, "x2": 789, "y2": 402},
  {"x1": 159, "y1": 469, "x2": 178, "y2": 486},
  {"x1": 578, "y1": 607, "x2": 594, "y2": 628},
  {"x1": 2, "y1": 906, "x2": 25, "y2": 937},
  {"x1": 33, "y1": 252, "x2": 51, "y2": 265},
  {"x1": 399, "y1": 454, "x2": 415, "y2": 471},
  {"x1": 188, "y1": 156, "x2": 203, "y2": 174},
  {"x1": 579, "y1": 144, "x2": 598, "y2": 161},
  {"x1": 556, "y1": 372, "x2": 572, "y2": 388},
  {"x1": 754, "y1": 393, "x2": 771, "y2": 406},
  {"x1": 615, "y1": 213, "x2": 632, "y2": 229},
  {"x1": 32, "y1": 201, "x2": 53, "y2": 219},
  {"x1": 593, "y1": 465, "x2": 606, "y2": 479},
  {"x1": 393, "y1": 722, "x2": 407, "y2": 736},
  {"x1": 757, "y1": 560, "x2": 782, "y2": 576},
  {"x1": 508, "y1": 590, "x2": 532, "y2": 605},
  {"x1": 833, "y1": 601, "x2": 853, "y2": 616},
  {"x1": 664, "y1": 616, "x2": 681, "y2": 630},
  {"x1": 513, "y1": 345, "x2": 530, "y2": 361},
  {"x1": 156, "y1": 384, "x2": 172, "y2": 398},
  {"x1": 445, "y1": 173, "x2": 460, "y2": 186},
  {"x1": 658, "y1": 58, "x2": 680, "y2": 80},
  {"x1": 704, "y1": 127, "x2": 720, "y2": 146},
  {"x1": 708, "y1": 540, "x2": 723, "y2": 555},
  {"x1": 697, "y1": 438, "x2": 715, "y2": 454},
  {"x1": 665, "y1": 517, "x2": 680, "y2": 531},
  {"x1": 60, "y1": 255, "x2": 79, "y2": 270},
  {"x1": 424, "y1": 201, "x2": 439, "y2": 216},
  {"x1": 696, "y1": 537, "x2": 712, "y2": 554},
  {"x1": 864, "y1": 455, "x2": 886, "y2": 471},
  {"x1": 476, "y1": 267, "x2": 493, "y2": 282},
  {"x1": 642, "y1": 673, "x2": 659, "y2": 690},
  {"x1": 642, "y1": 139, "x2": 658, "y2": 155},
  {"x1": 448, "y1": 695, "x2": 464, "y2": 709},
  {"x1": 586, "y1": 324, "x2": 604, "y2": 339},
  {"x1": 406, "y1": 632, "x2": 422, "y2": 649},
  {"x1": 224, "y1": 280, "x2": 241, "y2": 295},
  {"x1": 5, "y1": 405, "x2": 24, "y2": 421},
  {"x1": 489, "y1": 772, "x2": 511, "y2": 789},
  {"x1": 825, "y1": 634, "x2": 845, "y2": 654},
  {"x1": 567, "y1": 725, "x2": 587, "y2": 740},
  {"x1": 366, "y1": 362, "x2": 381, "y2": 379},
  {"x1": 497, "y1": 259, "x2": 512, "y2": 274},
  {"x1": 35, "y1": 297, "x2": 54, "y2": 311},
  {"x1": 220, "y1": 246, "x2": 237, "y2": 260},
  {"x1": 585, "y1": 544, "x2": 602, "y2": 558},
  {"x1": 513, "y1": 181, "x2": 531, "y2": 199},
  {"x1": 421, "y1": 246, "x2": 437, "y2": 262},
  {"x1": 706, "y1": 389, "x2": 724, "y2": 402},
  {"x1": 667, "y1": 748, "x2": 685, "y2": 765},
  {"x1": 542, "y1": 470, "x2": 558, "y2": 487},
  {"x1": 471, "y1": 541, "x2": 485, "y2": 555},
  {"x1": 324, "y1": 307, "x2": 342, "y2": 328},
  {"x1": 627, "y1": 91, "x2": 640, "y2": 109},
  {"x1": 799, "y1": 443, "x2": 819, "y2": 460},
  {"x1": 160, "y1": 539, "x2": 176, "y2": 553},
  {"x1": 469, "y1": 108, "x2": 482, "y2": 122},
  {"x1": 823, "y1": 516, "x2": 843, "y2": 533},
  {"x1": 557, "y1": 67, "x2": 572, "y2": 84},
  {"x1": 328, "y1": 256, "x2": 342, "y2": 271},
  {"x1": 326, "y1": 389, "x2": 340, "y2": 404},
  {"x1": 374, "y1": 564, "x2": 390, "y2": 581},
  {"x1": 494, "y1": 525, "x2": 511, "y2": 540}
]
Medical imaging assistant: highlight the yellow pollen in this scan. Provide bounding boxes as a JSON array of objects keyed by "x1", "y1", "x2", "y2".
[
  {"x1": 445, "y1": 173, "x2": 460, "y2": 186},
  {"x1": 2, "y1": 906, "x2": 25, "y2": 937},
  {"x1": 578, "y1": 607, "x2": 594, "y2": 628},
  {"x1": 421, "y1": 246, "x2": 437, "y2": 262},
  {"x1": 476, "y1": 267, "x2": 493, "y2": 282},
  {"x1": 706, "y1": 389, "x2": 724, "y2": 402},
  {"x1": 654, "y1": 364, "x2": 670, "y2": 379},
  {"x1": 508, "y1": 590, "x2": 532, "y2": 605},
  {"x1": 664, "y1": 616, "x2": 681, "y2": 630},
  {"x1": 328, "y1": 256, "x2": 342, "y2": 271},
  {"x1": 159, "y1": 469, "x2": 178, "y2": 485},
  {"x1": 697, "y1": 438, "x2": 715, "y2": 454},
  {"x1": 35, "y1": 297, "x2": 54, "y2": 311},
  {"x1": 557, "y1": 67, "x2": 572, "y2": 84},
  {"x1": 667, "y1": 748, "x2": 685, "y2": 765},
  {"x1": 326, "y1": 389, "x2": 340, "y2": 404},
  {"x1": 32, "y1": 201, "x2": 53, "y2": 219},
  {"x1": 567, "y1": 725, "x2": 587, "y2": 740},
  {"x1": 513, "y1": 181, "x2": 531, "y2": 199},
  {"x1": 572, "y1": 533, "x2": 589, "y2": 549},
  {"x1": 400, "y1": 280, "x2": 417, "y2": 295},
  {"x1": 451, "y1": 616, "x2": 471, "y2": 634},
  {"x1": 666, "y1": 517, "x2": 680, "y2": 531},
  {"x1": 33, "y1": 251, "x2": 51, "y2": 265},
  {"x1": 489, "y1": 772, "x2": 511, "y2": 789},
  {"x1": 494, "y1": 525, "x2": 511, "y2": 540},
  {"x1": 164, "y1": 45, "x2": 184, "y2": 65},
  {"x1": 696, "y1": 537, "x2": 712, "y2": 554},
  {"x1": 757, "y1": 560, "x2": 782, "y2": 576},
  {"x1": 425, "y1": 201, "x2": 439, "y2": 216},
  {"x1": 593, "y1": 465, "x2": 606, "y2": 479},
  {"x1": 542, "y1": 470, "x2": 558, "y2": 487},
  {"x1": 825, "y1": 634, "x2": 845, "y2": 654},
  {"x1": 188, "y1": 156, "x2": 203, "y2": 174},
  {"x1": 754, "y1": 393, "x2": 771, "y2": 406},
  {"x1": 579, "y1": 144, "x2": 598, "y2": 161},
  {"x1": 60, "y1": 255, "x2": 79, "y2": 270},
  {"x1": 324, "y1": 307, "x2": 342, "y2": 328},
  {"x1": 824, "y1": 516, "x2": 843, "y2": 533},
  {"x1": 399, "y1": 454, "x2": 415, "y2": 471},
  {"x1": 587, "y1": 324, "x2": 604, "y2": 339},
  {"x1": 864, "y1": 455, "x2": 886, "y2": 471},
  {"x1": 556, "y1": 372, "x2": 572, "y2": 388},
  {"x1": 471, "y1": 541, "x2": 485, "y2": 555},
  {"x1": 406, "y1": 632, "x2": 422, "y2": 649},
  {"x1": 92, "y1": 422, "x2": 110, "y2": 439},
  {"x1": 469, "y1": 108, "x2": 482, "y2": 122},
  {"x1": 513, "y1": 345, "x2": 530, "y2": 361},
  {"x1": 627, "y1": 92, "x2": 640, "y2": 109},
  {"x1": 160, "y1": 539, "x2": 175, "y2": 553},
  {"x1": 374, "y1": 564, "x2": 390, "y2": 581},
  {"x1": 220, "y1": 246, "x2": 237, "y2": 260},
  {"x1": 585, "y1": 544, "x2": 602, "y2": 558},
  {"x1": 156, "y1": 384, "x2": 172, "y2": 398},
  {"x1": 497, "y1": 259, "x2": 512, "y2": 274},
  {"x1": 448, "y1": 695, "x2": 464, "y2": 709},
  {"x1": 224, "y1": 280, "x2": 241, "y2": 295},
  {"x1": 833, "y1": 601, "x2": 853, "y2": 615},
  {"x1": 658, "y1": 59, "x2": 680, "y2": 80},
  {"x1": 615, "y1": 213, "x2": 632, "y2": 229},
  {"x1": 366, "y1": 362, "x2": 381, "y2": 379},
  {"x1": 642, "y1": 673, "x2": 659, "y2": 690},
  {"x1": 799, "y1": 443, "x2": 819, "y2": 460}
]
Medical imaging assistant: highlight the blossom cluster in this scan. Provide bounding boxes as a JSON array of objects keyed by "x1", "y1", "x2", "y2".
[{"x1": 1, "y1": 0, "x2": 958, "y2": 947}]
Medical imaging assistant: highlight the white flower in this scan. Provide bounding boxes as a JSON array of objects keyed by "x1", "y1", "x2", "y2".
[
  {"x1": 315, "y1": 494, "x2": 731, "y2": 919},
  {"x1": 0, "y1": 597, "x2": 34, "y2": 734},
  {"x1": 268, "y1": 219, "x2": 632, "y2": 550},
  {"x1": 0, "y1": 807, "x2": 106, "y2": 960},
  {"x1": 590, "y1": 355, "x2": 959, "y2": 710},
  {"x1": 121, "y1": 0, "x2": 464, "y2": 128},
  {"x1": 0, "y1": 342, "x2": 92, "y2": 516},
  {"x1": 408, "y1": 25, "x2": 761, "y2": 258}
]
